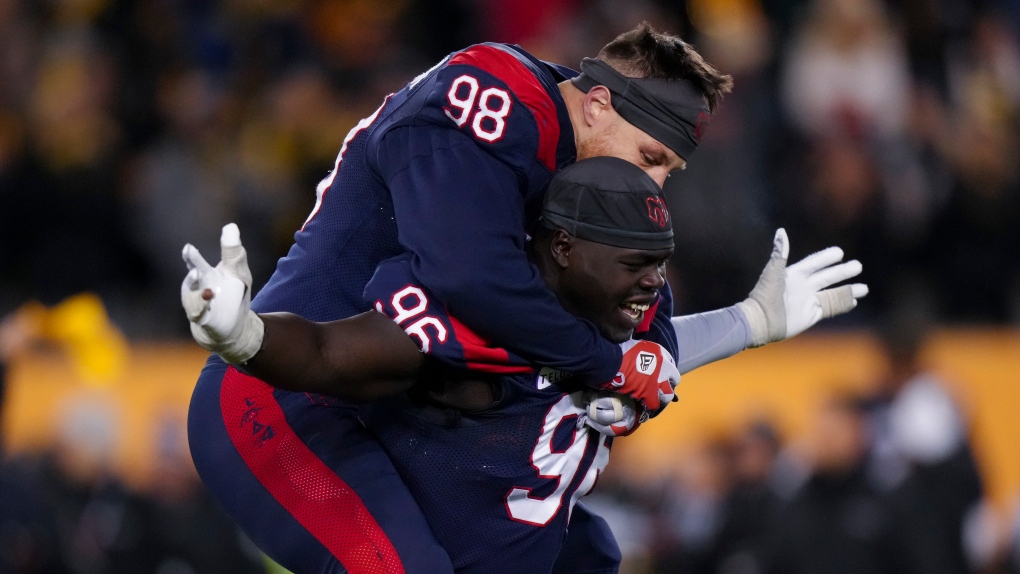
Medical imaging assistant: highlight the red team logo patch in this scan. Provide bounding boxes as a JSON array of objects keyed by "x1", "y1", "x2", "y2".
[
  {"x1": 646, "y1": 196, "x2": 670, "y2": 228},
  {"x1": 694, "y1": 111, "x2": 710, "y2": 143}
]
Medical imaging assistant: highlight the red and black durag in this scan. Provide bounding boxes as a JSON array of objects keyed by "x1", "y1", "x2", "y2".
[{"x1": 541, "y1": 156, "x2": 674, "y2": 250}]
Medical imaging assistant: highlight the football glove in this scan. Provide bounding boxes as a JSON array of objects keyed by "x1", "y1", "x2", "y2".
[
  {"x1": 597, "y1": 339, "x2": 679, "y2": 416},
  {"x1": 736, "y1": 228, "x2": 868, "y2": 347},
  {"x1": 180, "y1": 223, "x2": 265, "y2": 364},
  {"x1": 580, "y1": 390, "x2": 644, "y2": 437}
]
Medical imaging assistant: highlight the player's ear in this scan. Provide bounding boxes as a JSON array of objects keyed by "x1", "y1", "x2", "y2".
[
  {"x1": 549, "y1": 229, "x2": 574, "y2": 269},
  {"x1": 581, "y1": 85, "x2": 612, "y2": 127}
]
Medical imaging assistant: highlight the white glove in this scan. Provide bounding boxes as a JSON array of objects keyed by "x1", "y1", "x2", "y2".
[
  {"x1": 181, "y1": 223, "x2": 265, "y2": 364},
  {"x1": 579, "y1": 390, "x2": 644, "y2": 437},
  {"x1": 736, "y1": 228, "x2": 868, "y2": 347}
]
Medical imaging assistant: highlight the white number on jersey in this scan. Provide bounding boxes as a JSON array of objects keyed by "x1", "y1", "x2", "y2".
[
  {"x1": 505, "y1": 392, "x2": 610, "y2": 526},
  {"x1": 444, "y1": 74, "x2": 512, "y2": 142},
  {"x1": 376, "y1": 286, "x2": 448, "y2": 354}
]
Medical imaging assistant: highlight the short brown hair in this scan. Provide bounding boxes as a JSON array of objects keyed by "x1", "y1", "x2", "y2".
[{"x1": 598, "y1": 23, "x2": 733, "y2": 113}]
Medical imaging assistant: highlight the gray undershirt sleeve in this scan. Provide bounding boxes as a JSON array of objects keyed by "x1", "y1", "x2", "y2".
[{"x1": 670, "y1": 306, "x2": 753, "y2": 374}]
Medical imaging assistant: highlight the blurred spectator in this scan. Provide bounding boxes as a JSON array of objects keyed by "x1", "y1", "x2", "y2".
[
  {"x1": 124, "y1": 66, "x2": 239, "y2": 336},
  {"x1": 862, "y1": 304, "x2": 986, "y2": 573},
  {"x1": 2, "y1": 27, "x2": 143, "y2": 312},
  {"x1": 0, "y1": 310, "x2": 67, "y2": 574},
  {"x1": 1009, "y1": 500, "x2": 1020, "y2": 574},
  {"x1": 667, "y1": 0, "x2": 778, "y2": 314},
  {"x1": 38, "y1": 384, "x2": 160, "y2": 574},
  {"x1": 654, "y1": 438, "x2": 735, "y2": 573},
  {"x1": 928, "y1": 12, "x2": 1020, "y2": 323},
  {"x1": 713, "y1": 421, "x2": 783, "y2": 574},
  {"x1": 33, "y1": 388, "x2": 265, "y2": 574},
  {"x1": 775, "y1": 0, "x2": 947, "y2": 321},
  {"x1": 136, "y1": 413, "x2": 265, "y2": 574},
  {"x1": 765, "y1": 392, "x2": 915, "y2": 574},
  {"x1": 0, "y1": 454, "x2": 65, "y2": 574},
  {"x1": 582, "y1": 471, "x2": 659, "y2": 574},
  {"x1": 781, "y1": 0, "x2": 912, "y2": 141}
]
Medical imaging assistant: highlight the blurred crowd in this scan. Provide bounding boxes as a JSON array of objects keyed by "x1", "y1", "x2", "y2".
[
  {"x1": 664, "y1": 0, "x2": 1020, "y2": 323},
  {"x1": 1, "y1": 0, "x2": 1019, "y2": 572},
  {"x1": 587, "y1": 310, "x2": 1019, "y2": 574},
  {"x1": 0, "y1": 309, "x2": 269, "y2": 573},
  {"x1": 0, "y1": 0, "x2": 1018, "y2": 335},
  {"x1": 0, "y1": 402, "x2": 268, "y2": 574}
]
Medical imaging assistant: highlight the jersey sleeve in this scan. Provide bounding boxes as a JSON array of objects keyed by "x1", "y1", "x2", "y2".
[
  {"x1": 670, "y1": 306, "x2": 751, "y2": 374},
  {"x1": 372, "y1": 56, "x2": 622, "y2": 384},
  {"x1": 365, "y1": 254, "x2": 533, "y2": 374}
]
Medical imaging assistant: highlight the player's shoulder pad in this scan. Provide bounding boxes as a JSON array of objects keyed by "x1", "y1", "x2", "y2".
[{"x1": 423, "y1": 43, "x2": 564, "y2": 173}]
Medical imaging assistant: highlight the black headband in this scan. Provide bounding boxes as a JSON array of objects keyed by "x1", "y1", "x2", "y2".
[
  {"x1": 571, "y1": 58, "x2": 710, "y2": 160},
  {"x1": 542, "y1": 156, "x2": 674, "y2": 250}
]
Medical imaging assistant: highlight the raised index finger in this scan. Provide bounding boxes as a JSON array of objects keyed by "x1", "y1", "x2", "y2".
[{"x1": 182, "y1": 243, "x2": 214, "y2": 274}]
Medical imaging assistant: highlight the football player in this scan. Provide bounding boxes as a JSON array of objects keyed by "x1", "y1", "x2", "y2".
[
  {"x1": 183, "y1": 158, "x2": 866, "y2": 573},
  {"x1": 184, "y1": 23, "x2": 865, "y2": 573}
]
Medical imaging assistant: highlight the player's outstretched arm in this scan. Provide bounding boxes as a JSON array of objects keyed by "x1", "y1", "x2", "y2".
[
  {"x1": 182, "y1": 224, "x2": 423, "y2": 401},
  {"x1": 665, "y1": 229, "x2": 868, "y2": 375},
  {"x1": 249, "y1": 311, "x2": 423, "y2": 401},
  {"x1": 735, "y1": 228, "x2": 868, "y2": 347}
]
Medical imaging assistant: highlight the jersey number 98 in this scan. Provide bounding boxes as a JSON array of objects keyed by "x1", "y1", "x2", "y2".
[{"x1": 444, "y1": 75, "x2": 512, "y2": 143}]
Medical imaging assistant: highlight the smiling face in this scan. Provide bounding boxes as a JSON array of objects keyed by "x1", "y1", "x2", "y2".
[{"x1": 549, "y1": 233, "x2": 673, "y2": 343}]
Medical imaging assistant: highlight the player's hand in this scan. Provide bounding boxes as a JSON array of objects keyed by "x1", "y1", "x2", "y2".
[
  {"x1": 580, "y1": 390, "x2": 643, "y2": 437},
  {"x1": 597, "y1": 339, "x2": 679, "y2": 416},
  {"x1": 736, "y1": 229, "x2": 868, "y2": 347},
  {"x1": 181, "y1": 223, "x2": 265, "y2": 364}
]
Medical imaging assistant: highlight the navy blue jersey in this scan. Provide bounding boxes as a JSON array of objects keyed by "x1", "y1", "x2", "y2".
[
  {"x1": 251, "y1": 43, "x2": 634, "y2": 385},
  {"x1": 367, "y1": 252, "x2": 678, "y2": 374},
  {"x1": 359, "y1": 255, "x2": 675, "y2": 572},
  {"x1": 360, "y1": 381, "x2": 610, "y2": 573},
  {"x1": 190, "y1": 43, "x2": 680, "y2": 573}
]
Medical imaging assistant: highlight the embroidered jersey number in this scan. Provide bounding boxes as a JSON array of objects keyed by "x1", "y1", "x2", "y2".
[
  {"x1": 376, "y1": 286, "x2": 447, "y2": 353},
  {"x1": 444, "y1": 75, "x2": 512, "y2": 142},
  {"x1": 506, "y1": 392, "x2": 611, "y2": 526}
]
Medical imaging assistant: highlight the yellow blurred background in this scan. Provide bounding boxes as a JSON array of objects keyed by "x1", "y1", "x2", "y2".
[{"x1": 4, "y1": 328, "x2": 1018, "y2": 510}]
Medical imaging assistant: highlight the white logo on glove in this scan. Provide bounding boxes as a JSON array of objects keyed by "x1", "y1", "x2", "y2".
[{"x1": 636, "y1": 351, "x2": 657, "y2": 375}]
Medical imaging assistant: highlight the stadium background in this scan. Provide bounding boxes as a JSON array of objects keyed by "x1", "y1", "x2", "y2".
[{"x1": 0, "y1": 0, "x2": 1018, "y2": 572}]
